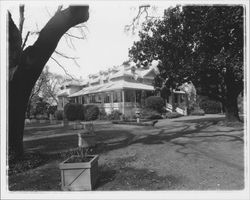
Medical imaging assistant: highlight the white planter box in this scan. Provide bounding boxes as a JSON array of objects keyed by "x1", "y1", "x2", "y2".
[{"x1": 59, "y1": 155, "x2": 99, "y2": 191}]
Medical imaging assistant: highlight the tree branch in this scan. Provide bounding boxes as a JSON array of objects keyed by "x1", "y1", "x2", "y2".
[
  {"x1": 54, "y1": 50, "x2": 81, "y2": 68},
  {"x1": 21, "y1": 31, "x2": 30, "y2": 49},
  {"x1": 8, "y1": 12, "x2": 22, "y2": 70},
  {"x1": 18, "y1": 6, "x2": 89, "y2": 84},
  {"x1": 51, "y1": 56, "x2": 76, "y2": 80},
  {"x1": 125, "y1": 5, "x2": 150, "y2": 33},
  {"x1": 19, "y1": 5, "x2": 25, "y2": 36},
  {"x1": 65, "y1": 32, "x2": 85, "y2": 39},
  {"x1": 54, "y1": 50, "x2": 79, "y2": 59}
]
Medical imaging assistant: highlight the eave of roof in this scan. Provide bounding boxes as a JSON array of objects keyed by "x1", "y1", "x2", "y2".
[
  {"x1": 69, "y1": 80, "x2": 154, "y2": 97},
  {"x1": 57, "y1": 91, "x2": 69, "y2": 97}
]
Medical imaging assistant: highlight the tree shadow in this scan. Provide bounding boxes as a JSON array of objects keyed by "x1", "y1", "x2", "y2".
[
  {"x1": 95, "y1": 156, "x2": 183, "y2": 190},
  {"x1": 24, "y1": 129, "x2": 135, "y2": 155},
  {"x1": 95, "y1": 165, "x2": 117, "y2": 189},
  {"x1": 174, "y1": 117, "x2": 223, "y2": 124}
]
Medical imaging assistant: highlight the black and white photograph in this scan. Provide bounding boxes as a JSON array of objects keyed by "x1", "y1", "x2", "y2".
[{"x1": 0, "y1": 0, "x2": 249, "y2": 199}]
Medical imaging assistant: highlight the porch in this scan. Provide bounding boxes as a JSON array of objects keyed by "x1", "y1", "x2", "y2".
[{"x1": 70, "y1": 89, "x2": 154, "y2": 116}]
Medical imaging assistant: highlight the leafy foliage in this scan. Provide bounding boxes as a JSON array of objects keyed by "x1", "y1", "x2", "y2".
[
  {"x1": 84, "y1": 105, "x2": 100, "y2": 121},
  {"x1": 199, "y1": 99, "x2": 222, "y2": 114},
  {"x1": 190, "y1": 108, "x2": 205, "y2": 116},
  {"x1": 107, "y1": 110, "x2": 122, "y2": 120},
  {"x1": 145, "y1": 96, "x2": 165, "y2": 113},
  {"x1": 55, "y1": 110, "x2": 64, "y2": 120},
  {"x1": 30, "y1": 97, "x2": 49, "y2": 118},
  {"x1": 129, "y1": 6, "x2": 244, "y2": 120},
  {"x1": 64, "y1": 103, "x2": 84, "y2": 121},
  {"x1": 140, "y1": 109, "x2": 163, "y2": 120},
  {"x1": 47, "y1": 105, "x2": 57, "y2": 115}
]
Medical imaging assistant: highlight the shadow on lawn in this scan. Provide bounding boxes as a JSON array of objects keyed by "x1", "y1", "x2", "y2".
[
  {"x1": 24, "y1": 119, "x2": 243, "y2": 156},
  {"x1": 24, "y1": 129, "x2": 135, "y2": 154},
  {"x1": 96, "y1": 156, "x2": 182, "y2": 190},
  {"x1": 174, "y1": 117, "x2": 225, "y2": 124},
  {"x1": 175, "y1": 116, "x2": 245, "y2": 125}
]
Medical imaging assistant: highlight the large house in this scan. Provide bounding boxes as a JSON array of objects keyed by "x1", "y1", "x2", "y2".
[{"x1": 57, "y1": 62, "x2": 190, "y2": 116}]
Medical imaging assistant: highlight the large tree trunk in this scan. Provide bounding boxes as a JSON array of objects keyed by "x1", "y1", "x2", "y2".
[
  {"x1": 224, "y1": 95, "x2": 240, "y2": 122},
  {"x1": 8, "y1": 6, "x2": 89, "y2": 159}
]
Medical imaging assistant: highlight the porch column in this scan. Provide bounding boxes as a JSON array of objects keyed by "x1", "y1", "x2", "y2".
[
  {"x1": 111, "y1": 91, "x2": 114, "y2": 108},
  {"x1": 62, "y1": 97, "x2": 65, "y2": 108},
  {"x1": 134, "y1": 90, "x2": 137, "y2": 108},
  {"x1": 122, "y1": 90, "x2": 125, "y2": 115}
]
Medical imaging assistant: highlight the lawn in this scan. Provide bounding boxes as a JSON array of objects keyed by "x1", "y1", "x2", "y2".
[{"x1": 8, "y1": 114, "x2": 245, "y2": 191}]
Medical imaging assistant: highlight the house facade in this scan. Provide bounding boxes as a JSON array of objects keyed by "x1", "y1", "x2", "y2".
[{"x1": 57, "y1": 62, "x2": 191, "y2": 116}]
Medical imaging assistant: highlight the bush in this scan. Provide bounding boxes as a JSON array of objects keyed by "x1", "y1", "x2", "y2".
[
  {"x1": 145, "y1": 96, "x2": 165, "y2": 113},
  {"x1": 47, "y1": 105, "x2": 57, "y2": 115},
  {"x1": 55, "y1": 110, "x2": 64, "y2": 120},
  {"x1": 107, "y1": 110, "x2": 122, "y2": 120},
  {"x1": 190, "y1": 108, "x2": 205, "y2": 116},
  {"x1": 64, "y1": 103, "x2": 84, "y2": 121},
  {"x1": 84, "y1": 104, "x2": 100, "y2": 121},
  {"x1": 141, "y1": 109, "x2": 163, "y2": 120},
  {"x1": 99, "y1": 109, "x2": 107, "y2": 120},
  {"x1": 165, "y1": 112, "x2": 183, "y2": 119},
  {"x1": 199, "y1": 99, "x2": 221, "y2": 114}
]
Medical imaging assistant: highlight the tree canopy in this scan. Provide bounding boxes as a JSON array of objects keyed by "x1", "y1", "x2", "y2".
[{"x1": 129, "y1": 5, "x2": 244, "y2": 121}]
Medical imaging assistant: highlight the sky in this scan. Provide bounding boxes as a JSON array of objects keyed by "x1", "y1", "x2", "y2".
[{"x1": 9, "y1": 2, "x2": 171, "y2": 79}]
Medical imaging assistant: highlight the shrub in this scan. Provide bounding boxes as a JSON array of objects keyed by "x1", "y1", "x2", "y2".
[
  {"x1": 141, "y1": 109, "x2": 163, "y2": 120},
  {"x1": 64, "y1": 103, "x2": 84, "y2": 121},
  {"x1": 107, "y1": 110, "x2": 122, "y2": 120},
  {"x1": 165, "y1": 112, "x2": 183, "y2": 119},
  {"x1": 199, "y1": 99, "x2": 221, "y2": 114},
  {"x1": 84, "y1": 104, "x2": 100, "y2": 121},
  {"x1": 47, "y1": 105, "x2": 57, "y2": 115},
  {"x1": 190, "y1": 108, "x2": 205, "y2": 116},
  {"x1": 145, "y1": 96, "x2": 165, "y2": 113},
  {"x1": 98, "y1": 109, "x2": 107, "y2": 120},
  {"x1": 55, "y1": 110, "x2": 64, "y2": 120}
]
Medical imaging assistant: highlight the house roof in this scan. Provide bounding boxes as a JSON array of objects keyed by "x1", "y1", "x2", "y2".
[
  {"x1": 69, "y1": 80, "x2": 154, "y2": 97},
  {"x1": 57, "y1": 91, "x2": 69, "y2": 97}
]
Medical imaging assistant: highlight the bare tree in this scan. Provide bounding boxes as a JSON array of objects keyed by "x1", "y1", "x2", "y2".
[{"x1": 8, "y1": 5, "x2": 89, "y2": 159}]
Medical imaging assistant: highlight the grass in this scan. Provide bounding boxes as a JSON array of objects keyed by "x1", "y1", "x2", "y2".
[{"x1": 8, "y1": 115, "x2": 244, "y2": 191}]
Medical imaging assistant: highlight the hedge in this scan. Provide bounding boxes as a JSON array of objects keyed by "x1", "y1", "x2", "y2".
[
  {"x1": 199, "y1": 99, "x2": 221, "y2": 114},
  {"x1": 107, "y1": 110, "x2": 122, "y2": 120},
  {"x1": 145, "y1": 96, "x2": 165, "y2": 113},
  {"x1": 165, "y1": 112, "x2": 183, "y2": 119},
  {"x1": 64, "y1": 103, "x2": 84, "y2": 121},
  {"x1": 140, "y1": 109, "x2": 163, "y2": 120}
]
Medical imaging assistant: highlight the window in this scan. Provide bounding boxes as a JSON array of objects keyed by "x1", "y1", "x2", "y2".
[
  {"x1": 113, "y1": 91, "x2": 122, "y2": 102},
  {"x1": 96, "y1": 94, "x2": 102, "y2": 103},
  {"x1": 125, "y1": 90, "x2": 135, "y2": 102},
  {"x1": 104, "y1": 93, "x2": 110, "y2": 103},
  {"x1": 84, "y1": 95, "x2": 89, "y2": 104},
  {"x1": 89, "y1": 95, "x2": 97, "y2": 103}
]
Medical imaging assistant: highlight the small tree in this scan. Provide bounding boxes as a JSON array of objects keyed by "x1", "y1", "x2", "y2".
[{"x1": 30, "y1": 97, "x2": 49, "y2": 119}]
